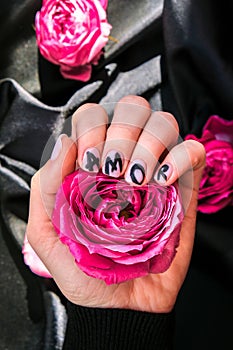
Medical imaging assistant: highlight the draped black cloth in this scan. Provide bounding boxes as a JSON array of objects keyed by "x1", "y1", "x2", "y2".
[{"x1": 0, "y1": 0, "x2": 232, "y2": 349}]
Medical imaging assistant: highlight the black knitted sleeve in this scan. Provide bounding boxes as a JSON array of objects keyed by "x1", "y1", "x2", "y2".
[{"x1": 63, "y1": 302, "x2": 175, "y2": 350}]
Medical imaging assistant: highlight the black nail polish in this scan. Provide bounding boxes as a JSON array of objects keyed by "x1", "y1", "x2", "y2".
[
  {"x1": 157, "y1": 164, "x2": 171, "y2": 183},
  {"x1": 83, "y1": 148, "x2": 100, "y2": 172},
  {"x1": 104, "y1": 151, "x2": 123, "y2": 177},
  {"x1": 130, "y1": 163, "x2": 145, "y2": 185}
]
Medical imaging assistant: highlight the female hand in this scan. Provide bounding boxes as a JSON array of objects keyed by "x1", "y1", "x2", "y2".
[{"x1": 26, "y1": 95, "x2": 205, "y2": 313}]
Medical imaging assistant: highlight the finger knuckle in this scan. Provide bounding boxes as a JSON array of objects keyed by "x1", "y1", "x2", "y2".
[
  {"x1": 72, "y1": 104, "x2": 108, "y2": 135},
  {"x1": 72, "y1": 103, "x2": 99, "y2": 124},
  {"x1": 159, "y1": 112, "x2": 179, "y2": 132},
  {"x1": 185, "y1": 140, "x2": 206, "y2": 167},
  {"x1": 118, "y1": 95, "x2": 150, "y2": 109}
]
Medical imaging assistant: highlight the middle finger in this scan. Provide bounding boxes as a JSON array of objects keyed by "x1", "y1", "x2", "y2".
[{"x1": 102, "y1": 95, "x2": 151, "y2": 177}]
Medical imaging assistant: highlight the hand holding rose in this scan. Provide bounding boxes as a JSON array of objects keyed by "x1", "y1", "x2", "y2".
[{"x1": 25, "y1": 96, "x2": 205, "y2": 313}]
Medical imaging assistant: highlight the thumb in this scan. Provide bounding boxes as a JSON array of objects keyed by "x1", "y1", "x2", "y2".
[
  {"x1": 36, "y1": 134, "x2": 77, "y2": 219},
  {"x1": 27, "y1": 134, "x2": 77, "y2": 242},
  {"x1": 25, "y1": 134, "x2": 78, "y2": 278}
]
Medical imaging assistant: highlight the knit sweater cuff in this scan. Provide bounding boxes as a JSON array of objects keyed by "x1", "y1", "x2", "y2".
[{"x1": 63, "y1": 302, "x2": 175, "y2": 350}]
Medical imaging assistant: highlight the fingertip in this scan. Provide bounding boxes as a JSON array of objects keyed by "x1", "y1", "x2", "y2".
[
  {"x1": 155, "y1": 163, "x2": 174, "y2": 186},
  {"x1": 124, "y1": 159, "x2": 147, "y2": 186},
  {"x1": 41, "y1": 134, "x2": 77, "y2": 192},
  {"x1": 154, "y1": 140, "x2": 206, "y2": 187},
  {"x1": 81, "y1": 147, "x2": 101, "y2": 173},
  {"x1": 50, "y1": 134, "x2": 76, "y2": 162},
  {"x1": 184, "y1": 139, "x2": 206, "y2": 169}
]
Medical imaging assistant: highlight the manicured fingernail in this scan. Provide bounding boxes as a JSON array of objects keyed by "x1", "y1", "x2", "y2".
[
  {"x1": 50, "y1": 135, "x2": 64, "y2": 161},
  {"x1": 156, "y1": 163, "x2": 173, "y2": 184},
  {"x1": 103, "y1": 150, "x2": 123, "y2": 177},
  {"x1": 125, "y1": 160, "x2": 146, "y2": 185},
  {"x1": 82, "y1": 147, "x2": 100, "y2": 172}
]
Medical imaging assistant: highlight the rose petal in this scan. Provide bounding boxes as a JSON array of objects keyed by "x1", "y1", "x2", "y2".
[{"x1": 185, "y1": 115, "x2": 233, "y2": 214}]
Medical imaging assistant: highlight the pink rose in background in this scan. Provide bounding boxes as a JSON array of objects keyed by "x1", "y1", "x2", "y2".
[
  {"x1": 35, "y1": 0, "x2": 112, "y2": 81},
  {"x1": 186, "y1": 115, "x2": 233, "y2": 214},
  {"x1": 52, "y1": 169, "x2": 184, "y2": 285}
]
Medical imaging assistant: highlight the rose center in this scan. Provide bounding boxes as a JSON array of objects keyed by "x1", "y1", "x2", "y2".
[{"x1": 119, "y1": 203, "x2": 135, "y2": 220}]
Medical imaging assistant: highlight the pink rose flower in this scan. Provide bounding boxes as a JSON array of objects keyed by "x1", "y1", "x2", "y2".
[
  {"x1": 35, "y1": 0, "x2": 112, "y2": 81},
  {"x1": 52, "y1": 169, "x2": 184, "y2": 285},
  {"x1": 186, "y1": 115, "x2": 233, "y2": 214}
]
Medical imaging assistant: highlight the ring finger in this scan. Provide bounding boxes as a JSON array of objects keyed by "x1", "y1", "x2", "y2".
[{"x1": 124, "y1": 111, "x2": 179, "y2": 185}]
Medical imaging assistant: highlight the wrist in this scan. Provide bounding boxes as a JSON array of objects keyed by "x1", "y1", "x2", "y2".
[{"x1": 63, "y1": 301, "x2": 175, "y2": 350}]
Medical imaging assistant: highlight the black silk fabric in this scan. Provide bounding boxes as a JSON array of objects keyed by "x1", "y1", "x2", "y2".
[{"x1": 0, "y1": 0, "x2": 233, "y2": 349}]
